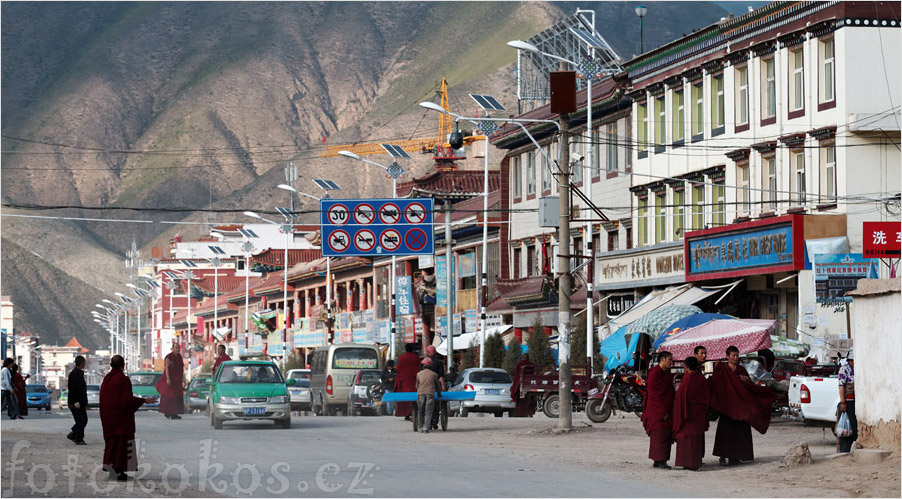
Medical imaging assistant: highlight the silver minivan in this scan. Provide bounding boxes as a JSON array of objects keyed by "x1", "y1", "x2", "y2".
[{"x1": 310, "y1": 343, "x2": 382, "y2": 416}]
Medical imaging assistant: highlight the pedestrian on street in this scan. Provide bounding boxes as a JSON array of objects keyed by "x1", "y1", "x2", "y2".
[
  {"x1": 12, "y1": 364, "x2": 28, "y2": 417},
  {"x1": 381, "y1": 360, "x2": 397, "y2": 415},
  {"x1": 415, "y1": 357, "x2": 441, "y2": 434},
  {"x1": 67, "y1": 355, "x2": 89, "y2": 445},
  {"x1": 672, "y1": 356, "x2": 710, "y2": 471},
  {"x1": 511, "y1": 353, "x2": 537, "y2": 417},
  {"x1": 394, "y1": 343, "x2": 420, "y2": 420},
  {"x1": 1, "y1": 358, "x2": 21, "y2": 420},
  {"x1": 837, "y1": 350, "x2": 857, "y2": 452},
  {"x1": 424, "y1": 345, "x2": 444, "y2": 430},
  {"x1": 100, "y1": 355, "x2": 154, "y2": 481},
  {"x1": 710, "y1": 345, "x2": 777, "y2": 466},
  {"x1": 642, "y1": 351, "x2": 675, "y2": 469},
  {"x1": 155, "y1": 342, "x2": 185, "y2": 420},
  {"x1": 212, "y1": 344, "x2": 231, "y2": 377}
]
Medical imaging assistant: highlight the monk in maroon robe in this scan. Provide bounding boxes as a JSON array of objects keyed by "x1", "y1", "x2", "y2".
[
  {"x1": 212, "y1": 345, "x2": 231, "y2": 377},
  {"x1": 642, "y1": 351, "x2": 675, "y2": 469},
  {"x1": 511, "y1": 354, "x2": 537, "y2": 417},
  {"x1": 155, "y1": 342, "x2": 185, "y2": 419},
  {"x1": 12, "y1": 365, "x2": 28, "y2": 417},
  {"x1": 393, "y1": 343, "x2": 420, "y2": 419},
  {"x1": 100, "y1": 355, "x2": 152, "y2": 481},
  {"x1": 673, "y1": 356, "x2": 710, "y2": 470},
  {"x1": 710, "y1": 345, "x2": 777, "y2": 465}
]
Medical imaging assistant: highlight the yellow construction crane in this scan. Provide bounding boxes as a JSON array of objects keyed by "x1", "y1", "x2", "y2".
[{"x1": 320, "y1": 78, "x2": 461, "y2": 157}]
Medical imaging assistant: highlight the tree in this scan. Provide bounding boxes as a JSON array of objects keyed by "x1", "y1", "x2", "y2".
[
  {"x1": 483, "y1": 333, "x2": 506, "y2": 369},
  {"x1": 460, "y1": 337, "x2": 478, "y2": 370},
  {"x1": 526, "y1": 317, "x2": 555, "y2": 367},
  {"x1": 502, "y1": 335, "x2": 523, "y2": 376}
]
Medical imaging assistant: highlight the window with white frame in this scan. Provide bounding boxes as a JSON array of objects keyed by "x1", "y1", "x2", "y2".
[
  {"x1": 672, "y1": 89, "x2": 685, "y2": 142},
  {"x1": 819, "y1": 38, "x2": 835, "y2": 103},
  {"x1": 637, "y1": 196, "x2": 649, "y2": 246},
  {"x1": 819, "y1": 145, "x2": 836, "y2": 202},
  {"x1": 737, "y1": 164, "x2": 750, "y2": 215},
  {"x1": 512, "y1": 155, "x2": 522, "y2": 200},
  {"x1": 691, "y1": 83, "x2": 704, "y2": 136},
  {"x1": 711, "y1": 74, "x2": 725, "y2": 130},
  {"x1": 762, "y1": 58, "x2": 776, "y2": 119},
  {"x1": 691, "y1": 182, "x2": 705, "y2": 229},
  {"x1": 637, "y1": 102, "x2": 648, "y2": 152},
  {"x1": 735, "y1": 66, "x2": 749, "y2": 126},
  {"x1": 673, "y1": 187, "x2": 685, "y2": 239},
  {"x1": 607, "y1": 122, "x2": 618, "y2": 171},
  {"x1": 526, "y1": 151, "x2": 536, "y2": 196},
  {"x1": 712, "y1": 178, "x2": 725, "y2": 227},
  {"x1": 790, "y1": 48, "x2": 804, "y2": 112},
  {"x1": 792, "y1": 151, "x2": 806, "y2": 204},
  {"x1": 762, "y1": 156, "x2": 777, "y2": 209},
  {"x1": 655, "y1": 191, "x2": 667, "y2": 243},
  {"x1": 655, "y1": 95, "x2": 666, "y2": 145}
]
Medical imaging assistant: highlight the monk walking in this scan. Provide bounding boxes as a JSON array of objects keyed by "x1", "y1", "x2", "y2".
[
  {"x1": 212, "y1": 344, "x2": 231, "y2": 377},
  {"x1": 155, "y1": 342, "x2": 185, "y2": 420},
  {"x1": 710, "y1": 345, "x2": 777, "y2": 466},
  {"x1": 393, "y1": 343, "x2": 420, "y2": 420},
  {"x1": 642, "y1": 351, "x2": 675, "y2": 469},
  {"x1": 100, "y1": 355, "x2": 154, "y2": 481},
  {"x1": 673, "y1": 356, "x2": 710, "y2": 471}
]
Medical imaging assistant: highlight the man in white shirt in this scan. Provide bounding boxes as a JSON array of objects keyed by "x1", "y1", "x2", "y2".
[{"x1": 1, "y1": 358, "x2": 21, "y2": 420}]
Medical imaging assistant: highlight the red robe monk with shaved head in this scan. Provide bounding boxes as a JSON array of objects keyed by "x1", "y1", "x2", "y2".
[
  {"x1": 155, "y1": 342, "x2": 185, "y2": 420},
  {"x1": 642, "y1": 351, "x2": 675, "y2": 469},
  {"x1": 673, "y1": 356, "x2": 710, "y2": 471},
  {"x1": 100, "y1": 355, "x2": 155, "y2": 481}
]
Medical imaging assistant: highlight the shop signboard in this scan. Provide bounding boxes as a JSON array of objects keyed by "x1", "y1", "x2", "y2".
[
  {"x1": 352, "y1": 329, "x2": 368, "y2": 343},
  {"x1": 395, "y1": 276, "x2": 414, "y2": 316},
  {"x1": 459, "y1": 252, "x2": 477, "y2": 278},
  {"x1": 339, "y1": 329, "x2": 353, "y2": 343},
  {"x1": 685, "y1": 216, "x2": 807, "y2": 281},
  {"x1": 813, "y1": 254, "x2": 878, "y2": 304},
  {"x1": 465, "y1": 309, "x2": 478, "y2": 332},
  {"x1": 596, "y1": 244, "x2": 684, "y2": 290},
  {"x1": 863, "y1": 221, "x2": 901, "y2": 258},
  {"x1": 293, "y1": 329, "x2": 327, "y2": 348},
  {"x1": 377, "y1": 320, "x2": 391, "y2": 343},
  {"x1": 435, "y1": 254, "x2": 456, "y2": 318},
  {"x1": 607, "y1": 295, "x2": 636, "y2": 318}
]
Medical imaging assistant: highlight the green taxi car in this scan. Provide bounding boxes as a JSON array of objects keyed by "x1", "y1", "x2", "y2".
[
  {"x1": 209, "y1": 360, "x2": 294, "y2": 429},
  {"x1": 129, "y1": 372, "x2": 162, "y2": 410}
]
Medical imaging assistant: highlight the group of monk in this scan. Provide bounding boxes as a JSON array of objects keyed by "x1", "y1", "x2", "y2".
[{"x1": 643, "y1": 345, "x2": 777, "y2": 471}]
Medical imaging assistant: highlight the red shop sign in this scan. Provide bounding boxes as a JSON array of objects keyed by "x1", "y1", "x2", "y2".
[{"x1": 863, "y1": 221, "x2": 901, "y2": 258}]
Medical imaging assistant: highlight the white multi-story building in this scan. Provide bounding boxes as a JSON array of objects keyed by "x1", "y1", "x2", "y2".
[{"x1": 626, "y1": 2, "x2": 900, "y2": 344}]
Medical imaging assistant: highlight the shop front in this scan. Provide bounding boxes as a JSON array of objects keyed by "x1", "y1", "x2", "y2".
[{"x1": 684, "y1": 214, "x2": 846, "y2": 340}]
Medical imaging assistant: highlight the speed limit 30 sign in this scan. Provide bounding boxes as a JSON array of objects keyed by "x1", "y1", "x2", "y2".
[{"x1": 321, "y1": 198, "x2": 434, "y2": 257}]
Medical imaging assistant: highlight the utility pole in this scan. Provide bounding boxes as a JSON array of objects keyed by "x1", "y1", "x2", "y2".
[
  {"x1": 445, "y1": 200, "x2": 454, "y2": 375},
  {"x1": 557, "y1": 93, "x2": 573, "y2": 432}
]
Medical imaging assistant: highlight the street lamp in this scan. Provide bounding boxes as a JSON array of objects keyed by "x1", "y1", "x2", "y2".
[
  {"x1": 337, "y1": 150, "x2": 402, "y2": 357},
  {"x1": 245, "y1": 209, "x2": 295, "y2": 358},
  {"x1": 127, "y1": 283, "x2": 152, "y2": 367},
  {"x1": 635, "y1": 5, "x2": 647, "y2": 54},
  {"x1": 419, "y1": 102, "x2": 563, "y2": 367}
]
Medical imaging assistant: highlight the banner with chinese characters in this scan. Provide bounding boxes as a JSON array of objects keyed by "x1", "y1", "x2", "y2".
[
  {"x1": 293, "y1": 328, "x2": 327, "y2": 348},
  {"x1": 863, "y1": 221, "x2": 901, "y2": 258},
  {"x1": 813, "y1": 253, "x2": 878, "y2": 304},
  {"x1": 395, "y1": 276, "x2": 415, "y2": 316}
]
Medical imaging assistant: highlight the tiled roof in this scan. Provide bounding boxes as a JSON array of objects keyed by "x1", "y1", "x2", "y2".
[
  {"x1": 451, "y1": 190, "x2": 501, "y2": 223},
  {"x1": 191, "y1": 276, "x2": 245, "y2": 295},
  {"x1": 251, "y1": 249, "x2": 321, "y2": 269},
  {"x1": 64, "y1": 337, "x2": 90, "y2": 353},
  {"x1": 395, "y1": 170, "x2": 500, "y2": 198}
]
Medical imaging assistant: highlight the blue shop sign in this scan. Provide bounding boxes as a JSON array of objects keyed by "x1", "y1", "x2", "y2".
[{"x1": 687, "y1": 223, "x2": 795, "y2": 277}]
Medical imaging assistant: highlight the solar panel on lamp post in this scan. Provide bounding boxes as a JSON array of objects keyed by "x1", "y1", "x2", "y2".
[{"x1": 337, "y1": 150, "x2": 400, "y2": 356}]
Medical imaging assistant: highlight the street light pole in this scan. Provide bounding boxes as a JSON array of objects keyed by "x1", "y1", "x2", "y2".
[{"x1": 636, "y1": 6, "x2": 647, "y2": 54}]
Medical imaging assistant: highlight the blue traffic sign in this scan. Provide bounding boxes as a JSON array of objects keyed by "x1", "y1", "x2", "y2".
[{"x1": 321, "y1": 198, "x2": 434, "y2": 257}]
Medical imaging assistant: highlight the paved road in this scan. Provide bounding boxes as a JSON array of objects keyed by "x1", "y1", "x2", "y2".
[{"x1": 2, "y1": 409, "x2": 697, "y2": 497}]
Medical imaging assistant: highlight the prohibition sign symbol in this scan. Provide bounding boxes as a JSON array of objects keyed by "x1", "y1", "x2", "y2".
[
  {"x1": 379, "y1": 203, "x2": 401, "y2": 224},
  {"x1": 328, "y1": 229, "x2": 350, "y2": 252},
  {"x1": 353, "y1": 203, "x2": 376, "y2": 225},
  {"x1": 327, "y1": 204, "x2": 350, "y2": 225},
  {"x1": 404, "y1": 202, "x2": 427, "y2": 224},
  {"x1": 354, "y1": 229, "x2": 376, "y2": 252},
  {"x1": 405, "y1": 228, "x2": 428, "y2": 251},
  {"x1": 379, "y1": 229, "x2": 402, "y2": 251}
]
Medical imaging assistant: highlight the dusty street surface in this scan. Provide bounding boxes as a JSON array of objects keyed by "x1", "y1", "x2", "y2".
[{"x1": 1, "y1": 408, "x2": 899, "y2": 497}]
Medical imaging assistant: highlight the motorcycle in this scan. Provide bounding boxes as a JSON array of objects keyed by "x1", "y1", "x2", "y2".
[{"x1": 585, "y1": 363, "x2": 647, "y2": 424}]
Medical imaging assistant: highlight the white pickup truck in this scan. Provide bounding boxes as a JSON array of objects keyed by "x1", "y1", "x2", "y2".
[{"x1": 786, "y1": 374, "x2": 841, "y2": 428}]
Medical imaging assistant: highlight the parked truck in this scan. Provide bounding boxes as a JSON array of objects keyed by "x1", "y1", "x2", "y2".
[{"x1": 785, "y1": 371, "x2": 841, "y2": 429}]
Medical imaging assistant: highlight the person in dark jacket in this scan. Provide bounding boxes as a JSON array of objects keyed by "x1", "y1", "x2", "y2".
[
  {"x1": 381, "y1": 360, "x2": 397, "y2": 415},
  {"x1": 67, "y1": 356, "x2": 89, "y2": 445}
]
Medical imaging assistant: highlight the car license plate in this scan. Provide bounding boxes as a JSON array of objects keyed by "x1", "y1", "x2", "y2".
[
  {"x1": 243, "y1": 407, "x2": 265, "y2": 416},
  {"x1": 485, "y1": 389, "x2": 500, "y2": 395}
]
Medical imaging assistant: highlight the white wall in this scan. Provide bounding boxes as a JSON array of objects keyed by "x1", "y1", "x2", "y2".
[{"x1": 850, "y1": 288, "x2": 902, "y2": 427}]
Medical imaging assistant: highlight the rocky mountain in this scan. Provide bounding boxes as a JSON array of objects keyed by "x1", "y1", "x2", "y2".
[{"x1": 1, "y1": 1, "x2": 728, "y2": 350}]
